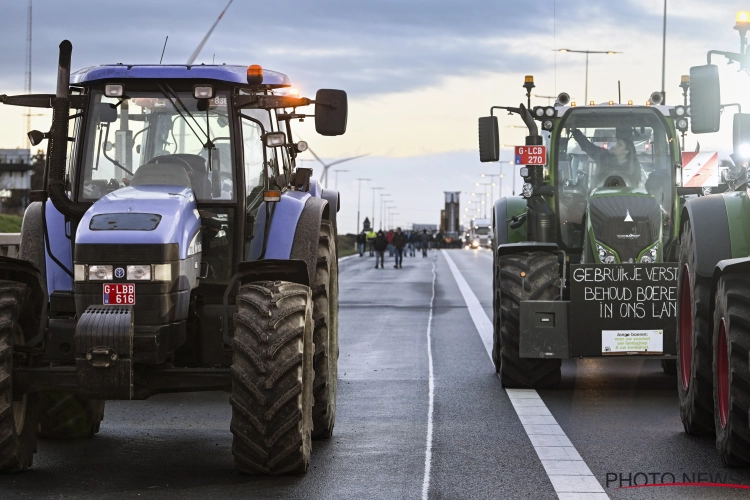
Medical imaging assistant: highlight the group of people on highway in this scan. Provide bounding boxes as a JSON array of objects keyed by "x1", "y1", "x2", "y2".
[{"x1": 357, "y1": 228, "x2": 431, "y2": 269}]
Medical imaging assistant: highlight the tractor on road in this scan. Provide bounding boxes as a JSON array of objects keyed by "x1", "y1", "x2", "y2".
[
  {"x1": 478, "y1": 77, "x2": 700, "y2": 388},
  {"x1": 0, "y1": 40, "x2": 347, "y2": 474},
  {"x1": 676, "y1": 11, "x2": 750, "y2": 466}
]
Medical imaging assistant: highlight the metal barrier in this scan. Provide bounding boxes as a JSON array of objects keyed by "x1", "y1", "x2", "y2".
[{"x1": 0, "y1": 233, "x2": 21, "y2": 258}]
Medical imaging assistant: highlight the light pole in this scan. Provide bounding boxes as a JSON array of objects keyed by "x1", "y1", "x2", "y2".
[
  {"x1": 379, "y1": 194, "x2": 391, "y2": 230},
  {"x1": 475, "y1": 182, "x2": 492, "y2": 218},
  {"x1": 357, "y1": 178, "x2": 371, "y2": 233},
  {"x1": 384, "y1": 202, "x2": 395, "y2": 229},
  {"x1": 480, "y1": 173, "x2": 502, "y2": 201},
  {"x1": 371, "y1": 187, "x2": 383, "y2": 229},
  {"x1": 333, "y1": 169, "x2": 348, "y2": 190},
  {"x1": 556, "y1": 48, "x2": 621, "y2": 103}
]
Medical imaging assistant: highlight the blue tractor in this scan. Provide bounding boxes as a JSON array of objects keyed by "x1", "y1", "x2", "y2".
[{"x1": 0, "y1": 41, "x2": 347, "y2": 474}]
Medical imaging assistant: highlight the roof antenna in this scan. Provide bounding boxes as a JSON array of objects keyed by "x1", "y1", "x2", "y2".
[
  {"x1": 618, "y1": 80, "x2": 621, "y2": 104},
  {"x1": 160, "y1": 36, "x2": 168, "y2": 65}
]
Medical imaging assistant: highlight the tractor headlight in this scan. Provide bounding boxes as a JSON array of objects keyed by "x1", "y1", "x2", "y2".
[
  {"x1": 153, "y1": 264, "x2": 172, "y2": 282},
  {"x1": 596, "y1": 243, "x2": 618, "y2": 264},
  {"x1": 542, "y1": 120, "x2": 554, "y2": 131},
  {"x1": 533, "y1": 106, "x2": 545, "y2": 118},
  {"x1": 676, "y1": 118, "x2": 688, "y2": 132},
  {"x1": 544, "y1": 106, "x2": 555, "y2": 117},
  {"x1": 88, "y1": 265, "x2": 113, "y2": 281},
  {"x1": 675, "y1": 105, "x2": 686, "y2": 116},
  {"x1": 640, "y1": 243, "x2": 659, "y2": 263},
  {"x1": 126, "y1": 265, "x2": 152, "y2": 281}
]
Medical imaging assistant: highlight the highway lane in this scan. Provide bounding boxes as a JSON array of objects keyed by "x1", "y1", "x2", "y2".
[
  {"x1": 5, "y1": 249, "x2": 750, "y2": 498},
  {"x1": 447, "y1": 248, "x2": 750, "y2": 499}
]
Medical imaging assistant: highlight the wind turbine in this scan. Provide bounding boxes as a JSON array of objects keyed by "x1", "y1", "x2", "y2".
[
  {"x1": 187, "y1": 0, "x2": 234, "y2": 65},
  {"x1": 304, "y1": 145, "x2": 369, "y2": 189}
]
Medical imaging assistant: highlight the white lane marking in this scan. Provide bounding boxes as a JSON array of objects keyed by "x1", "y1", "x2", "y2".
[
  {"x1": 338, "y1": 254, "x2": 357, "y2": 263},
  {"x1": 421, "y1": 257, "x2": 437, "y2": 500},
  {"x1": 441, "y1": 250, "x2": 609, "y2": 500}
]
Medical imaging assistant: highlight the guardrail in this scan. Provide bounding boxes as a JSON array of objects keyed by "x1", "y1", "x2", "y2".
[{"x1": 0, "y1": 233, "x2": 21, "y2": 258}]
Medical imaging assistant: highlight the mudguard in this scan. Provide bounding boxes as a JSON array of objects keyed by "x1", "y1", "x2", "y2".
[
  {"x1": 709, "y1": 256, "x2": 750, "y2": 340},
  {"x1": 493, "y1": 197, "x2": 527, "y2": 249},
  {"x1": 321, "y1": 188, "x2": 340, "y2": 231},
  {"x1": 681, "y1": 194, "x2": 732, "y2": 278},
  {"x1": 249, "y1": 191, "x2": 311, "y2": 261},
  {"x1": 45, "y1": 201, "x2": 73, "y2": 294},
  {"x1": 291, "y1": 197, "x2": 328, "y2": 287}
]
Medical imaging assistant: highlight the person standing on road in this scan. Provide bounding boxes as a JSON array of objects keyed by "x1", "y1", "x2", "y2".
[
  {"x1": 373, "y1": 230, "x2": 388, "y2": 269},
  {"x1": 357, "y1": 230, "x2": 367, "y2": 257},
  {"x1": 386, "y1": 229, "x2": 395, "y2": 257},
  {"x1": 408, "y1": 232, "x2": 416, "y2": 257},
  {"x1": 393, "y1": 227, "x2": 407, "y2": 269},
  {"x1": 366, "y1": 228, "x2": 377, "y2": 256},
  {"x1": 421, "y1": 229, "x2": 429, "y2": 257}
]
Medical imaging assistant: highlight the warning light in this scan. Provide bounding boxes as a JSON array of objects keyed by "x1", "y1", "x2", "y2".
[
  {"x1": 263, "y1": 190, "x2": 281, "y2": 202},
  {"x1": 608, "y1": 100, "x2": 614, "y2": 105},
  {"x1": 589, "y1": 101, "x2": 595, "y2": 106},
  {"x1": 736, "y1": 11, "x2": 750, "y2": 24},
  {"x1": 247, "y1": 65, "x2": 263, "y2": 85},
  {"x1": 524, "y1": 75, "x2": 534, "y2": 84},
  {"x1": 681, "y1": 75, "x2": 690, "y2": 84},
  {"x1": 628, "y1": 100, "x2": 633, "y2": 105}
]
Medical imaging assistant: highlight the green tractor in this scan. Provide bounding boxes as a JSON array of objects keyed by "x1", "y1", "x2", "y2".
[
  {"x1": 479, "y1": 77, "x2": 697, "y2": 388},
  {"x1": 676, "y1": 11, "x2": 750, "y2": 466}
]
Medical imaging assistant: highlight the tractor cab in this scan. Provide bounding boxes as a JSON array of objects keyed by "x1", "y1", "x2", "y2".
[{"x1": 552, "y1": 105, "x2": 678, "y2": 263}]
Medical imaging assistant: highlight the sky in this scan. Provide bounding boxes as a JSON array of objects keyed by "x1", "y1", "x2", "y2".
[{"x1": 1, "y1": 0, "x2": 750, "y2": 234}]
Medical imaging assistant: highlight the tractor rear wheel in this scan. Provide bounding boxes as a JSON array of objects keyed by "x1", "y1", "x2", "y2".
[
  {"x1": 230, "y1": 281, "x2": 314, "y2": 475},
  {"x1": 495, "y1": 252, "x2": 561, "y2": 388},
  {"x1": 713, "y1": 275, "x2": 750, "y2": 466},
  {"x1": 311, "y1": 221, "x2": 338, "y2": 439},
  {"x1": 38, "y1": 392, "x2": 105, "y2": 439},
  {"x1": 0, "y1": 280, "x2": 39, "y2": 472},
  {"x1": 676, "y1": 219, "x2": 715, "y2": 435}
]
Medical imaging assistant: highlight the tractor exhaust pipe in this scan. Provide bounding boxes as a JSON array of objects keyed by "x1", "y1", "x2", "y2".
[{"x1": 48, "y1": 40, "x2": 89, "y2": 219}]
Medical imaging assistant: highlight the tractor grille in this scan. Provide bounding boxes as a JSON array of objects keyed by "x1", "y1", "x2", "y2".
[{"x1": 589, "y1": 195, "x2": 661, "y2": 262}]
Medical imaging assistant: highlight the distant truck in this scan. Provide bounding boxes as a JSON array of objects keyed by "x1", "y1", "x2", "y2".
[{"x1": 468, "y1": 218, "x2": 492, "y2": 249}]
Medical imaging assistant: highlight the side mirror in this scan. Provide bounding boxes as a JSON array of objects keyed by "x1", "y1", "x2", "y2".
[
  {"x1": 478, "y1": 116, "x2": 499, "y2": 162},
  {"x1": 315, "y1": 89, "x2": 347, "y2": 136},
  {"x1": 733, "y1": 113, "x2": 750, "y2": 159},
  {"x1": 689, "y1": 64, "x2": 721, "y2": 134},
  {"x1": 97, "y1": 103, "x2": 118, "y2": 123}
]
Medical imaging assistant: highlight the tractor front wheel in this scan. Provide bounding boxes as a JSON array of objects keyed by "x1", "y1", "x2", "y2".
[
  {"x1": 713, "y1": 275, "x2": 750, "y2": 466},
  {"x1": 495, "y1": 252, "x2": 561, "y2": 388},
  {"x1": 230, "y1": 281, "x2": 314, "y2": 475},
  {"x1": 0, "y1": 280, "x2": 40, "y2": 472},
  {"x1": 676, "y1": 219, "x2": 715, "y2": 435}
]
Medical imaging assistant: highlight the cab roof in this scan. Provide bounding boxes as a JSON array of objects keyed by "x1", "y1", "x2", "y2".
[{"x1": 70, "y1": 64, "x2": 291, "y2": 88}]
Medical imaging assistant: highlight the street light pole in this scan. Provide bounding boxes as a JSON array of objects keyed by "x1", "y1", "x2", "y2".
[
  {"x1": 371, "y1": 187, "x2": 383, "y2": 229},
  {"x1": 333, "y1": 169, "x2": 348, "y2": 190},
  {"x1": 379, "y1": 193, "x2": 391, "y2": 230},
  {"x1": 480, "y1": 173, "x2": 501, "y2": 201},
  {"x1": 476, "y1": 182, "x2": 491, "y2": 218},
  {"x1": 357, "y1": 178, "x2": 371, "y2": 233},
  {"x1": 556, "y1": 48, "x2": 622, "y2": 103}
]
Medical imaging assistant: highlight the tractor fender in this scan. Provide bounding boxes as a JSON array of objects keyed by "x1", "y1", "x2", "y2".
[
  {"x1": 321, "y1": 188, "x2": 340, "y2": 231},
  {"x1": 290, "y1": 197, "x2": 329, "y2": 287},
  {"x1": 681, "y1": 194, "x2": 732, "y2": 279},
  {"x1": 493, "y1": 196, "x2": 527, "y2": 249},
  {"x1": 249, "y1": 191, "x2": 312, "y2": 261},
  {"x1": 708, "y1": 256, "x2": 750, "y2": 341},
  {"x1": 497, "y1": 242, "x2": 559, "y2": 258},
  {"x1": 44, "y1": 200, "x2": 73, "y2": 294},
  {"x1": 19, "y1": 202, "x2": 47, "y2": 284}
]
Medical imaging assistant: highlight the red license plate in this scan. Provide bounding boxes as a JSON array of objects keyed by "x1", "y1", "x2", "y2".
[
  {"x1": 514, "y1": 145, "x2": 547, "y2": 165},
  {"x1": 103, "y1": 283, "x2": 135, "y2": 305}
]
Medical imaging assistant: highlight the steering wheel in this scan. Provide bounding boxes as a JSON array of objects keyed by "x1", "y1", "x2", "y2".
[{"x1": 145, "y1": 155, "x2": 194, "y2": 177}]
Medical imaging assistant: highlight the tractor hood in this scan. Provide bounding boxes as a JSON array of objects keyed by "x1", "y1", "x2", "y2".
[
  {"x1": 588, "y1": 187, "x2": 661, "y2": 263},
  {"x1": 76, "y1": 185, "x2": 201, "y2": 260}
]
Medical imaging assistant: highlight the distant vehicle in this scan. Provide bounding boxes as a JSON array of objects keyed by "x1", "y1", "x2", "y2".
[{"x1": 468, "y1": 218, "x2": 492, "y2": 249}]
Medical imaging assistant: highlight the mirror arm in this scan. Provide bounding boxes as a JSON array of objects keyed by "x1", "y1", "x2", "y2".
[
  {"x1": 707, "y1": 49, "x2": 745, "y2": 66},
  {"x1": 721, "y1": 103, "x2": 742, "y2": 113},
  {"x1": 0, "y1": 93, "x2": 85, "y2": 109},
  {"x1": 489, "y1": 104, "x2": 538, "y2": 136}
]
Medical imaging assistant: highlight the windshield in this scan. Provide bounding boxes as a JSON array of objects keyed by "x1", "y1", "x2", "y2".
[
  {"x1": 475, "y1": 227, "x2": 490, "y2": 235},
  {"x1": 79, "y1": 89, "x2": 246, "y2": 202},
  {"x1": 555, "y1": 108, "x2": 673, "y2": 249}
]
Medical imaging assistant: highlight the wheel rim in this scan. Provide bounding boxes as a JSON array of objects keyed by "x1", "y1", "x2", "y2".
[
  {"x1": 679, "y1": 265, "x2": 693, "y2": 391},
  {"x1": 718, "y1": 318, "x2": 730, "y2": 429}
]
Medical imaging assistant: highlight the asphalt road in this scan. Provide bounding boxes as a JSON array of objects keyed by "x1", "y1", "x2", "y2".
[{"x1": 5, "y1": 249, "x2": 750, "y2": 499}]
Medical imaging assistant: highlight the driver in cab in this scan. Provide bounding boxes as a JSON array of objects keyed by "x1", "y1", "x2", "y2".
[{"x1": 571, "y1": 127, "x2": 640, "y2": 188}]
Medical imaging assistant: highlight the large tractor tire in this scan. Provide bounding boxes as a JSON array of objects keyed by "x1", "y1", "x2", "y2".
[
  {"x1": 0, "y1": 280, "x2": 40, "y2": 472},
  {"x1": 230, "y1": 281, "x2": 314, "y2": 475},
  {"x1": 312, "y1": 221, "x2": 338, "y2": 439},
  {"x1": 713, "y1": 275, "x2": 750, "y2": 466},
  {"x1": 676, "y1": 219, "x2": 715, "y2": 435},
  {"x1": 38, "y1": 392, "x2": 105, "y2": 439},
  {"x1": 494, "y1": 251, "x2": 561, "y2": 388}
]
